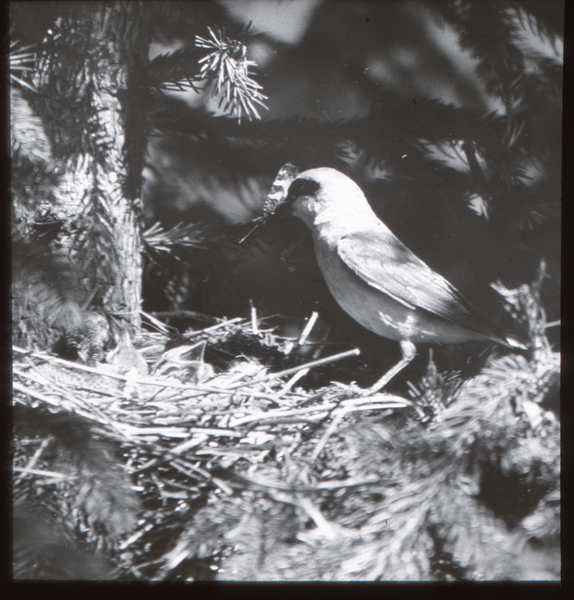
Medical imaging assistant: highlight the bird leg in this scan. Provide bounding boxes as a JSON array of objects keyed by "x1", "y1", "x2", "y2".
[{"x1": 366, "y1": 340, "x2": 417, "y2": 395}]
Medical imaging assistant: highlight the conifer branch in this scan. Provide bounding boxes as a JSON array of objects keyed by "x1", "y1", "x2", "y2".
[
  {"x1": 9, "y1": 40, "x2": 37, "y2": 92},
  {"x1": 143, "y1": 222, "x2": 212, "y2": 257},
  {"x1": 195, "y1": 27, "x2": 268, "y2": 122}
]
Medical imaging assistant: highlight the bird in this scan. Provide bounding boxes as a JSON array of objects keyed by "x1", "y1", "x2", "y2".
[{"x1": 264, "y1": 165, "x2": 526, "y2": 394}]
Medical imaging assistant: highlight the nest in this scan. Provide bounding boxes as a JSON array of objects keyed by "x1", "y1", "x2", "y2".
[{"x1": 12, "y1": 309, "x2": 560, "y2": 581}]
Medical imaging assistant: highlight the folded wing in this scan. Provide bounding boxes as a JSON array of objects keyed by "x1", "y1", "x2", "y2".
[{"x1": 337, "y1": 231, "x2": 511, "y2": 345}]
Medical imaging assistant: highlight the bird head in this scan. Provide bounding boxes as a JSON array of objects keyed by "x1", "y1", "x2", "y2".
[
  {"x1": 283, "y1": 168, "x2": 381, "y2": 237},
  {"x1": 261, "y1": 166, "x2": 385, "y2": 243}
]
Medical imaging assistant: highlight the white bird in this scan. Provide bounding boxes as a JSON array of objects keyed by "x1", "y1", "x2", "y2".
[{"x1": 266, "y1": 165, "x2": 525, "y2": 394}]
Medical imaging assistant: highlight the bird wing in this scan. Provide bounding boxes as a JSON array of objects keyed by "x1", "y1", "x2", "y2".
[{"x1": 337, "y1": 231, "x2": 503, "y2": 338}]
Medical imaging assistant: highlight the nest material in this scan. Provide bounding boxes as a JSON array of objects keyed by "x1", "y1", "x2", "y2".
[{"x1": 12, "y1": 313, "x2": 560, "y2": 581}]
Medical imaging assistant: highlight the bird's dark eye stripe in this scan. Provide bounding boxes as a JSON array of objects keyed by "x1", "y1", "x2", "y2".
[{"x1": 287, "y1": 178, "x2": 321, "y2": 201}]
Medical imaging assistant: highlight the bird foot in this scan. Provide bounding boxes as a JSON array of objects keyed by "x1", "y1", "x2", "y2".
[
  {"x1": 331, "y1": 381, "x2": 385, "y2": 399},
  {"x1": 331, "y1": 381, "x2": 363, "y2": 397},
  {"x1": 361, "y1": 386, "x2": 379, "y2": 397},
  {"x1": 331, "y1": 381, "x2": 413, "y2": 412}
]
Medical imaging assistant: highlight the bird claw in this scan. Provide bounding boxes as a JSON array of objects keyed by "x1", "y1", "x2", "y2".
[
  {"x1": 360, "y1": 387, "x2": 378, "y2": 397},
  {"x1": 331, "y1": 381, "x2": 363, "y2": 397},
  {"x1": 332, "y1": 381, "x2": 388, "y2": 399}
]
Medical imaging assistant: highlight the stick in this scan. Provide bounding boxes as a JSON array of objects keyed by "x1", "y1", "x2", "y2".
[
  {"x1": 13, "y1": 346, "x2": 301, "y2": 402},
  {"x1": 275, "y1": 368, "x2": 310, "y2": 399},
  {"x1": 226, "y1": 348, "x2": 361, "y2": 390},
  {"x1": 310, "y1": 396, "x2": 411, "y2": 461},
  {"x1": 298, "y1": 312, "x2": 319, "y2": 347},
  {"x1": 182, "y1": 317, "x2": 244, "y2": 338},
  {"x1": 250, "y1": 299, "x2": 259, "y2": 334}
]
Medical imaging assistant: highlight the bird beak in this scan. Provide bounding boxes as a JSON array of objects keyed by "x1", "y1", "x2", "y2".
[
  {"x1": 261, "y1": 178, "x2": 322, "y2": 225},
  {"x1": 239, "y1": 189, "x2": 295, "y2": 245},
  {"x1": 269, "y1": 199, "x2": 294, "y2": 219}
]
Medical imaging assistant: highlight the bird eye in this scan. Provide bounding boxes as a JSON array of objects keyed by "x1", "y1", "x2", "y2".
[{"x1": 287, "y1": 178, "x2": 320, "y2": 201}]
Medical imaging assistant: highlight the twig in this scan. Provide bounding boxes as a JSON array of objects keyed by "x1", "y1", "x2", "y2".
[
  {"x1": 310, "y1": 409, "x2": 347, "y2": 461},
  {"x1": 13, "y1": 466, "x2": 78, "y2": 480},
  {"x1": 182, "y1": 317, "x2": 244, "y2": 338},
  {"x1": 13, "y1": 436, "x2": 53, "y2": 485},
  {"x1": 226, "y1": 348, "x2": 361, "y2": 390},
  {"x1": 310, "y1": 396, "x2": 412, "y2": 461},
  {"x1": 147, "y1": 310, "x2": 217, "y2": 326},
  {"x1": 131, "y1": 432, "x2": 232, "y2": 473},
  {"x1": 250, "y1": 299, "x2": 259, "y2": 334},
  {"x1": 141, "y1": 311, "x2": 175, "y2": 334},
  {"x1": 275, "y1": 368, "x2": 310, "y2": 399},
  {"x1": 171, "y1": 459, "x2": 210, "y2": 482},
  {"x1": 13, "y1": 347, "x2": 304, "y2": 403},
  {"x1": 14, "y1": 367, "x2": 135, "y2": 441},
  {"x1": 229, "y1": 403, "x2": 337, "y2": 427},
  {"x1": 297, "y1": 496, "x2": 354, "y2": 540},
  {"x1": 13, "y1": 380, "x2": 81, "y2": 410},
  {"x1": 233, "y1": 471, "x2": 385, "y2": 492},
  {"x1": 13, "y1": 346, "x2": 133, "y2": 382},
  {"x1": 119, "y1": 425, "x2": 190, "y2": 438},
  {"x1": 285, "y1": 312, "x2": 319, "y2": 355},
  {"x1": 119, "y1": 524, "x2": 154, "y2": 551},
  {"x1": 212, "y1": 477, "x2": 235, "y2": 495},
  {"x1": 229, "y1": 393, "x2": 410, "y2": 428},
  {"x1": 185, "y1": 427, "x2": 243, "y2": 438},
  {"x1": 144, "y1": 381, "x2": 304, "y2": 403},
  {"x1": 298, "y1": 312, "x2": 319, "y2": 347}
]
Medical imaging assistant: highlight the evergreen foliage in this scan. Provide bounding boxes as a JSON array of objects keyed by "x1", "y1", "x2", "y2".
[
  {"x1": 10, "y1": 0, "x2": 560, "y2": 581},
  {"x1": 12, "y1": 280, "x2": 559, "y2": 580}
]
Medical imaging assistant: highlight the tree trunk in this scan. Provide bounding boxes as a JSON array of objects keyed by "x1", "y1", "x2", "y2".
[{"x1": 32, "y1": 1, "x2": 149, "y2": 331}]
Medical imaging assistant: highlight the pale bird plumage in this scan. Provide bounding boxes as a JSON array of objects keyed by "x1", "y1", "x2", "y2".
[{"x1": 268, "y1": 165, "x2": 525, "y2": 394}]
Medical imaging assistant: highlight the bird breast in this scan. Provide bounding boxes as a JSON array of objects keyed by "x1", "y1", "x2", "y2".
[{"x1": 312, "y1": 235, "x2": 491, "y2": 345}]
